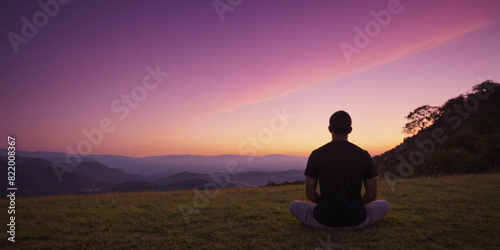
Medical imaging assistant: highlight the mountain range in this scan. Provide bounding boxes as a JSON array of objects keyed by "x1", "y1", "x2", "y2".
[
  {"x1": 0, "y1": 150, "x2": 306, "y2": 197},
  {"x1": 1, "y1": 149, "x2": 307, "y2": 175}
]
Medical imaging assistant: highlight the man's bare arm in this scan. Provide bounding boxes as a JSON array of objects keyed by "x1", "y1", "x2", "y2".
[
  {"x1": 362, "y1": 176, "x2": 377, "y2": 204},
  {"x1": 305, "y1": 176, "x2": 320, "y2": 203}
]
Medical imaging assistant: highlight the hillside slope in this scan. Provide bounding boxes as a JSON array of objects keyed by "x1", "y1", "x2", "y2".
[
  {"x1": 0, "y1": 174, "x2": 498, "y2": 249},
  {"x1": 374, "y1": 81, "x2": 500, "y2": 178}
]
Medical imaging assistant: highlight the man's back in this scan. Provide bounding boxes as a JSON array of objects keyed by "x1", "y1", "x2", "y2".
[
  {"x1": 304, "y1": 141, "x2": 377, "y2": 227},
  {"x1": 289, "y1": 110, "x2": 389, "y2": 231}
]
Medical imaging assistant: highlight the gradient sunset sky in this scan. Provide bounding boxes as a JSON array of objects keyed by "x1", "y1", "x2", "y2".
[{"x1": 1, "y1": 0, "x2": 499, "y2": 158}]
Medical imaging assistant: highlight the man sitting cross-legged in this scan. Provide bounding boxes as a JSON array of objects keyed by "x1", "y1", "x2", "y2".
[{"x1": 289, "y1": 110, "x2": 390, "y2": 230}]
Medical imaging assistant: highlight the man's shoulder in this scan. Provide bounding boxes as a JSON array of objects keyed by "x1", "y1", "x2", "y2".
[
  {"x1": 312, "y1": 141, "x2": 369, "y2": 155},
  {"x1": 311, "y1": 142, "x2": 334, "y2": 153},
  {"x1": 346, "y1": 141, "x2": 368, "y2": 153}
]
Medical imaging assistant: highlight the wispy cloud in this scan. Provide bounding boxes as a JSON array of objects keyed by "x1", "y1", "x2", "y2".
[{"x1": 218, "y1": 1, "x2": 499, "y2": 114}]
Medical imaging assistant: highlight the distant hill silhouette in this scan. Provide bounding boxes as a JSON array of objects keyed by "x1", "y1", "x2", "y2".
[
  {"x1": 229, "y1": 169, "x2": 304, "y2": 186},
  {"x1": 374, "y1": 81, "x2": 500, "y2": 177},
  {"x1": 0, "y1": 157, "x2": 114, "y2": 197},
  {"x1": 151, "y1": 169, "x2": 304, "y2": 187},
  {"x1": 0, "y1": 155, "x2": 304, "y2": 197},
  {"x1": 0, "y1": 149, "x2": 307, "y2": 175},
  {"x1": 263, "y1": 180, "x2": 305, "y2": 187},
  {"x1": 154, "y1": 171, "x2": 211, "y2": 185},
  {"x1": 72, "y1": 161, "x2": 145, "y2": 184}
]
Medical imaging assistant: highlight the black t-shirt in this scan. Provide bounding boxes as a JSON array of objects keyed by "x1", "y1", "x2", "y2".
[{"x1": 304, "y1": 141, "x2": 378, "y2": 227}]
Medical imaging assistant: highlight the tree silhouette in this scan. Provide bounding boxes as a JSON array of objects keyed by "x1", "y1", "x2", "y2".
[{"x1": 402, "y1": 105, "x2": 441, "y2": 136}]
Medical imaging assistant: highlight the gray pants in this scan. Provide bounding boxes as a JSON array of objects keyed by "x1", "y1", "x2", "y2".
[{"x1": 289, "y1": 200, "x2": 390, "y2": 230}]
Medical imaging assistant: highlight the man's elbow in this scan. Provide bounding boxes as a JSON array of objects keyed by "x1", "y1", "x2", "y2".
[
  {"x1": 306, "y1": 191, "x2": 316, "y2": 202},
  {"x1": 364, "y1": 192, "x2": 377, "y2": 203},
  {"x1": 306, "y1": 192, "x2": 314, "y2": 201}
]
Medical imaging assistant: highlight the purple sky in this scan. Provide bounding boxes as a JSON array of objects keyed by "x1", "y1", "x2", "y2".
[{"x1": 1, "y1": 0, "x2": 499, "y2": 157}]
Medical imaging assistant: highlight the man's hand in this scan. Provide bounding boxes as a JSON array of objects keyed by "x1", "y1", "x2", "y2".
[
  {"x1": 305, "y1": 176, "x2": 321, "y2": 203},
  {"x1": 362, "y1": 176, "x2": 378, "y2": 204}
]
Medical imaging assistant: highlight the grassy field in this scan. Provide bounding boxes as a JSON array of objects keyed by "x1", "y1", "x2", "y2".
[{"x1": 1, "y1": 174, "x2": 499, "y2": 249}]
